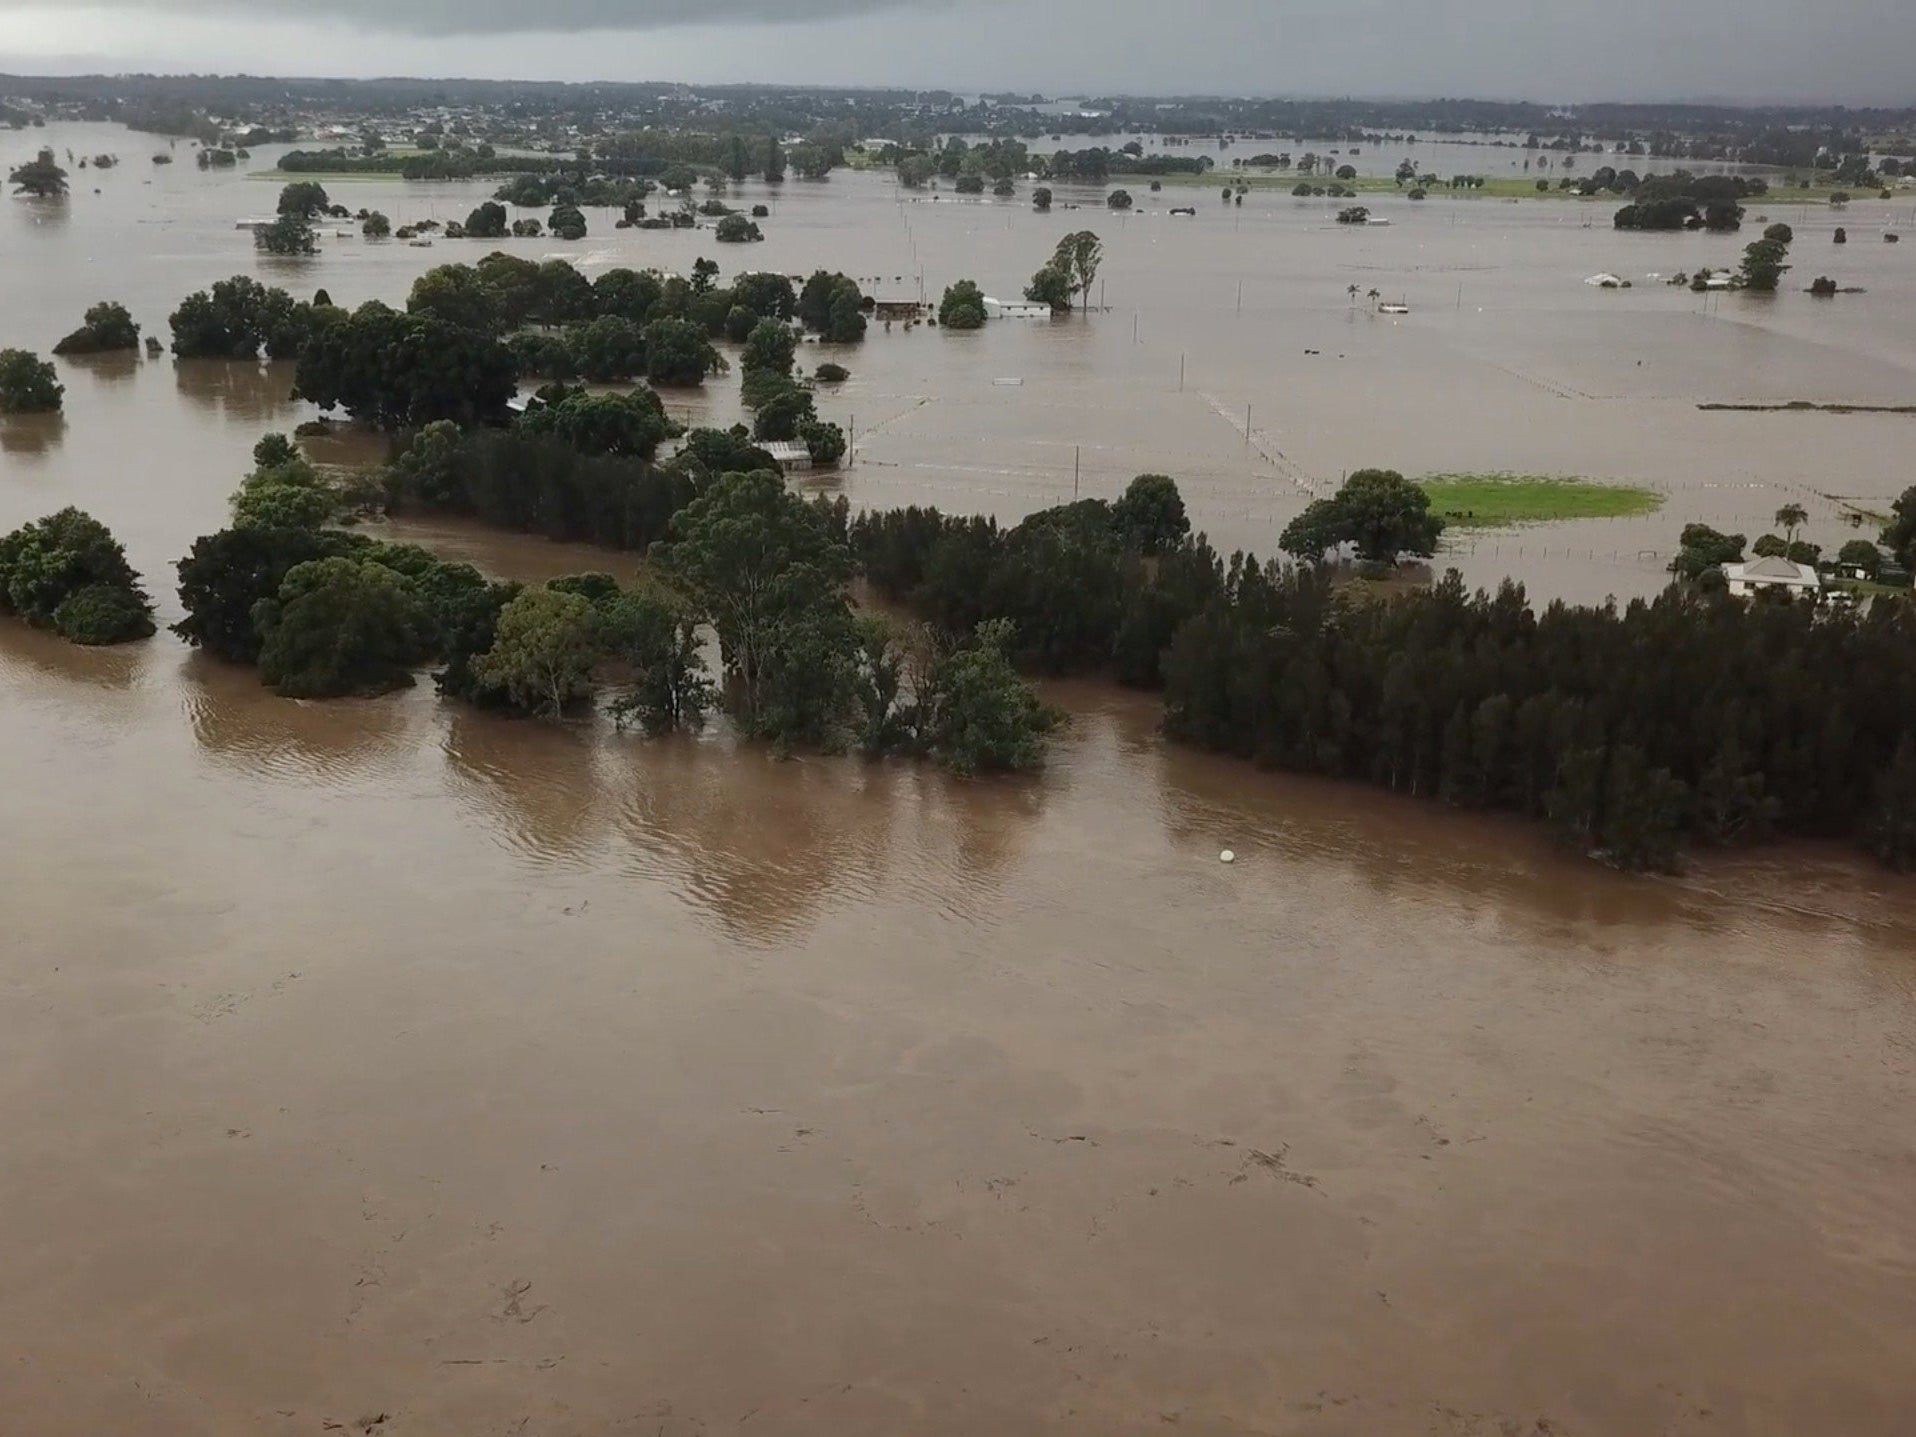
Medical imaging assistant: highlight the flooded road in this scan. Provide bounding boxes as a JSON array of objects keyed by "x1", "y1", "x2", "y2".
[{"x1": 4, "y1": 126, "x2": 1916, "y2": 1435}]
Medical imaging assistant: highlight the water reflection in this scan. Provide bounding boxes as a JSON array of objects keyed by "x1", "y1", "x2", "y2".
[
  {"x1": 0, "y1": 620, "x2": 140, "y2": 692},
  {"x1": 181, "y1": 653, "x2": 409, "y2": 784},
  {"x1": 299, "y1": 424, "x2": 392, "y2": 470},
  {"x1": 173, "y1": 359, "x2": 301, "y2": 423},
  {"x1": 0, "y1": 413, "x2": 66, "y2": 456},
  {"x1": 442, "y1": 708, "x2": 609, "y2": 866},
  {"x1": 60, "y1": 351, "x2": 140, "y2": 386},
  {"x1": 1143, "y1": 725, "x2": 1732, "y2": 936},
  {"x1": 12, "y1": 194, "x2": 68, "y2": 230},
  {"x1": 607, "y1": 737, "x2": 900, "y2": 945}
]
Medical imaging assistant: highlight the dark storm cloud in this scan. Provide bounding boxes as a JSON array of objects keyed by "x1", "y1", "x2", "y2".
[
  {"x1": 2, "y1": 0, "x2": 1913, "y2": 101},
  {"x1": 13, "y1": 0, "x2": 942, "y2": 32}
]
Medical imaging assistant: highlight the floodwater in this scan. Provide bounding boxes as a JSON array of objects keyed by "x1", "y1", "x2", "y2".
[{"x1": 3, "y1": 124, "x2": 1916, "y2": 1435}]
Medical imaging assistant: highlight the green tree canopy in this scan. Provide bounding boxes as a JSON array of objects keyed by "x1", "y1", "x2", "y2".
[
  {"x1": 1836, "y1": 539, "x2": 1883, "y2": 577},
  {"x1": 230, "y1": 451, "x2": 341, "y2": 530},
  {"x1": 517, "y1": 386, "x2": 678, "y2": 459},
  {"x1": 656, "y1": 469, "x2": 856, "y2": 740},
  {"x1": 254, "y1": 556, "x2": 431, "y2": 698},
  {"x1": 917, "y1": 619, "x2": 1059, "y2": 774},
  {"x1": 0, "y1": 349, "x2": 63, "y2": 414},
  {"x1": 257, "y1": 214, "x2": 317, "y2": 256},
  {"x1": 174, "y1": 524, "x2": 362, "y2": 662},
  {"x1": 0, "y1": 508, "x2": 154, "y2": 645},
  {"x1": 1112, "y1": 473, "x2": 1191, "y2": 556},
  {"x1": 567, "y1": 314, "x2": 649, "y2": 381},
  {"x1": 52, "y1": 301, "x2": 141, "y2": 356},
  {"x1": 472, "y1": 587, "x2": 602, "y2": 718},
  {"x1": 642, "y1": 316, "x2": 726, "y2": 386},
  {"x1": 1050, "y1": 231, "x2": 1104, "y2": 310},
  {"x1": 939, "y1": 279, "x2": 987, "y2": 330},
  {"x1": 169, "y1": 275, "x2": 312, "y2": 360},
  {"x1": 464, "y1": 200, "x2": 509, "y2": 238},
  {"x1": 293, "y1": 301, "x2": 518, "y2": 428},
  {"x1": 1881, "y1": 487, "x2": 1916, "y2": 568},
  {"x1": 1024, "y1": 263, "x2": 1074, "y2": 312},
  {"x1": 9, "y1": 148, "x2": 68, "y2": 196},
  {"x1": 276, "y1": 181, "x2": 330, "y2": 219},
  {"x1": 1279, "y1": 469, "x2": 1444, "y2": 565},
  {"x1": 604, "y1": 586, "x2": 712, "y2": 734}
]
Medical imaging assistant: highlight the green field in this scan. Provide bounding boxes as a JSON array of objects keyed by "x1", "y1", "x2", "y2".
[{"x1": 1420, "y1": 474, "x2": 1665, "y2": 528}]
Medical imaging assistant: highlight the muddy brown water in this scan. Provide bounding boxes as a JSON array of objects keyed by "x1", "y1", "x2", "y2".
[{"x1": 3, "y1": 125, "x2": 1916, "y2": 1435}]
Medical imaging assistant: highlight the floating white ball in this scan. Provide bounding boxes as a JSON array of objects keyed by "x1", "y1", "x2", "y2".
[{"x1": 1219, "y1": 849, "x2": 1236, "y2": 864}]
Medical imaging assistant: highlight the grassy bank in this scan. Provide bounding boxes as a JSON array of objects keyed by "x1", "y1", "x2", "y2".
[{"x1": 1421, "y1": 474, "x2": 1664, "y2": 528}]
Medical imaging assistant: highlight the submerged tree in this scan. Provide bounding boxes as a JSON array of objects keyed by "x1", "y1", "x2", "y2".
[
  {"x1": 938, "y1": 279, "x2": 988, "y2": 330},
  {"x1": 473, "y1": 587, "x2": 602, "y2": 718},
  {"x1": 7, "y1": 148, "x2": 67, "y2": 197},
  {"x1": 0, "y1": 507, "x2": 154, "y2": 645},
  {"x1": 253, "y1": 556, "x2": 430, "y2": 698},
  {"x1": 0, "y1": 349, "x2": 63, "y2": 413},
  {"x1": 52, "y1": 301, "x2": 141, "y2": 356}
]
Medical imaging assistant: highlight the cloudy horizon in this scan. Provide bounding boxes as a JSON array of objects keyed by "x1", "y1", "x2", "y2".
[{"x1": 0, "y1": 1, "x2": 1912, "y2": 105}]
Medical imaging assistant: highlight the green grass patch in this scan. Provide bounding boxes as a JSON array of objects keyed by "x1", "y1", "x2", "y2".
[{"x1": 1419, "y1": 473, "x2": 1664, "y2": 528}]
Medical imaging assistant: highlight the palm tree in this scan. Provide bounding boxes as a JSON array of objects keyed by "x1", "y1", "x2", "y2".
[
  {"x1": 1367, "y1": 288, "x2": 1382, "y2": 311},
  {"x1": 1775, "y1": 503, "x2": 1808, "y2": 552},
  {"x1": 1347, "y1": 283, "x2": 1360, "y2": 305}
]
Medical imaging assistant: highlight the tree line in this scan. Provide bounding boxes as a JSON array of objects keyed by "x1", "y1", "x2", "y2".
[
  {"x1": 152, "y1": 255, "x2": 870, "y2": 429},
  {"x1": 165, "y1": 436, "x2": 1054, "y2": 774},
  {"x1": 846, "y1": 472, "x2": 1916, "y2": 872}
]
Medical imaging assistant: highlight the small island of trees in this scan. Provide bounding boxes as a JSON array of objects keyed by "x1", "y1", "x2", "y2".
[
  {"x1": 52, "y1": 301, "x2": 142, "y2": 356},
  {"x1": 0, "y1": 349, "x2": 64, "y2": 413},
  {"x1": 0, "y1": 508, "x2": 155, "y2": 645}
]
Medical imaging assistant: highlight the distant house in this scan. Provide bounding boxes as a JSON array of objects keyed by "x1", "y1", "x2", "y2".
[
  {"x1": 872, "y1": 300, "x2": 924, "y2": 321},
  {"x1": 984, "y1": 297, "x2": 1054, "y2": 319},
  {"x1": 762, "y1": 441, "x2": 812, "y2": 472},
  {"x1": 1723, "y1": 556, "x2": 1821, "y2": 598}
]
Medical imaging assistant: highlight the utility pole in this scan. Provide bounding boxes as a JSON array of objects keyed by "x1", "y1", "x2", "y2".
[
  {"x1": 1245, "y1": 404, "x2": 1252, "y2": 443},
  {"x1": 1179, "y1": 352, "x2": 1185, "y2": 391},
  {"x1": 848, "y1": 413, "x2": 855, "y2": 468},
  {"x1": 1073, "y1": 446, "x2": 1081, "y2": 500}
]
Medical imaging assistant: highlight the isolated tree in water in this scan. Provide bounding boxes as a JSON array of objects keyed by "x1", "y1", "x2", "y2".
[
  {"x1": 7, "y1": 148, "x2": 67, "y2": 196},
  {"x1": 0, "y1": 349, "x2": 63, "y2": 413},
  {"x1": 1281, "y1": 469, "x2": 1444, "y2": 566}
]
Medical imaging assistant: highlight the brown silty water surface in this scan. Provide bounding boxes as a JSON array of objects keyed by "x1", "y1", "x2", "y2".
[{"x1": 3, "y1": 124, "x2": 1916, "y2": 1435}]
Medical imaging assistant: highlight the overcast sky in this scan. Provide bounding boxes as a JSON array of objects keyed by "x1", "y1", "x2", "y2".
[{"x1": 0, "y1": 0, "x2": 1912, "y2": 104}]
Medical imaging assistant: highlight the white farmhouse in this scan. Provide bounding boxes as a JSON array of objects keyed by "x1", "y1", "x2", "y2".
[{"x1": 1722, "y1": 556, "x2": 1821, "y2": 598}]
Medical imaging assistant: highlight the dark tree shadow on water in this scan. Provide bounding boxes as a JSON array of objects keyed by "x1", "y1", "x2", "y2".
[
  {"x1": 0, "y1": 619, "x2": 140, "y2": 692},
  {"x1": 441, "y1": 706, "x2": 608, "y2": 868},
  {"x1": 180, "y1": 651, "x2": 409, "y2": 785},
  {"x1": 173, "y1": 359, "x2": 300, "y2": 424},
  {"x1": 0, "y1": 412, "x2": 66, "y2": 456},
  {"x1": 61, "y1": 351, "x2": 139, "y2": 386}
]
